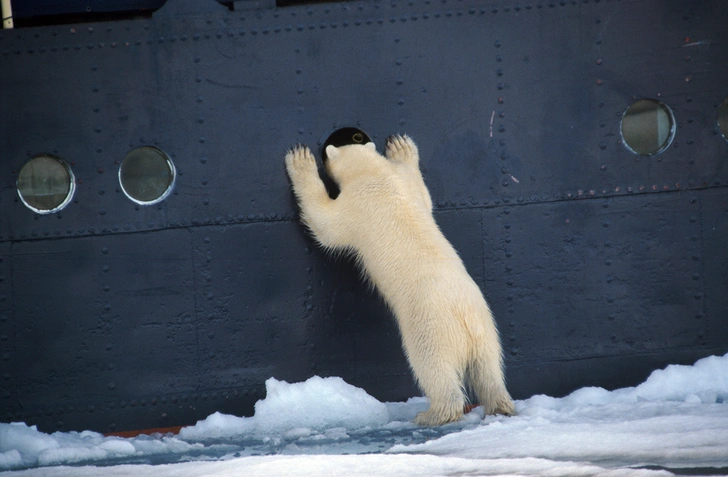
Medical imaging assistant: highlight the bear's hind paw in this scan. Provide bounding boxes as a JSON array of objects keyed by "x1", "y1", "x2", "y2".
[
  {"x1": 489, "y1": 396, "x2": 516, "y2": 417},
  {"x1": 414, "y1": 408, "x2": 463, "y2": 427}
]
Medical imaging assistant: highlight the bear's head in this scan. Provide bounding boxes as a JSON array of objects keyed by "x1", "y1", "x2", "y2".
[{"x1": 324, "y1": 142, "x2": 381, "y2": 185}]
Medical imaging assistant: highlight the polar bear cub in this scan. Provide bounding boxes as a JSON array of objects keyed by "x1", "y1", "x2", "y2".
[{"x1": 285, "y1": 135, "x2": 514, "y2": 425}]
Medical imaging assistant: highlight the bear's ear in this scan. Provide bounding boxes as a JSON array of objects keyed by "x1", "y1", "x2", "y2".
[
  {"x1": 325, "y1": 144, "x2": 339, "y2": 159},
  {"x1": 364, "y1": 142, "x2": 376, "y2": 151}
]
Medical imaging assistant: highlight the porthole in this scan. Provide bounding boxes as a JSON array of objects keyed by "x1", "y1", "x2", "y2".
[
  {"x1": 16, "y1": 155, "x2": 75, "y2": 214},
  {"x1": 718, "y1": 96, "x2": 728, "y2": 141},
  {"x1": 321, "y1": 127, "x2": 372, "y2": 161},
  {"x1": 620, "y1": 99, "x2": 676, "y2": 156},
  {"x1": 119, "y1": 146, "x2": 176, "y2": 205}
]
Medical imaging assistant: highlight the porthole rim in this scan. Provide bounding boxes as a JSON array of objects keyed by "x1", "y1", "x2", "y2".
[
  {"x1": 717, "y1": 96, "x2": 728, "y2": 141},
  {"x1": 619, "y1": 98, "x2": 677, "y2": 157},
  {"x1": 118, "y1": 145, "x2": 177, "y2": 206},
  {"x1": 16, "y1": 154, "x2": 76, "y2": 215}
]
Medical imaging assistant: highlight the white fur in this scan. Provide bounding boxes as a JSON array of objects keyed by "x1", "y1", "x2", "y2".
[{"x1": 285, "y1": 135, "x2": 514, "y2": 425}]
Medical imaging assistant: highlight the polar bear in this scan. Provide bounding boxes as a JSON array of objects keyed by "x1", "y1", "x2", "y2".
[{"x1": 284, "y1": 134, "x2": 514, "y2": 425}]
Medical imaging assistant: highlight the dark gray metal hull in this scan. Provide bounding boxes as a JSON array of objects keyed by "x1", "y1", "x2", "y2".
[{"x1": 1, "y1": 0, "x2": 727, "y2": 433}]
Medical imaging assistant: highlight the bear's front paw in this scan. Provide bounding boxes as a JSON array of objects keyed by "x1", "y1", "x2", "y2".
[
  {"x1": 385, "y1": 134, "x2": 418, "y2": 164},
  {"x1": 285, "y1": 144, "x2": 317, "y2": 180}
]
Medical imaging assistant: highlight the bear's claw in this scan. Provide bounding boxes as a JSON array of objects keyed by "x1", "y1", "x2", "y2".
[
  {"x1": 385, "y1": 134, "x2": 418, "y2": 164},
  {"x1": 285, "y1": 144, "x2": 317, "y2": 179}
]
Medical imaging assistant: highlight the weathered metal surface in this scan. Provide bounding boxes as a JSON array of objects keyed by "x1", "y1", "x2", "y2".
[{"x1": 1, "y1": 0, "x2": 727, "y2": 433}]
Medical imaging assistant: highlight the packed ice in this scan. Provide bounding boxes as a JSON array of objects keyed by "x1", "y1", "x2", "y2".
[{"x1": 1, "y1": 353, "x2": 727, "y2": 476}]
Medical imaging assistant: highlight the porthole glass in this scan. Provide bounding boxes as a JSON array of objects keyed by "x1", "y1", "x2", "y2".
[
  {"x1": 718, "y1": 96, "x2": 728, "y2": 141},
  {"x1": 321, "y1": 127, "x2": 372, "y2": 161},
  {"x1": 17, "y1": 155, "x2": 75, "y2": 214},
  {"x1": 620, "y1": 99, "x2": 676, "y2": 156},
  {"x1": 119, "y1": 146, "x2": 176, "y2": 205}
]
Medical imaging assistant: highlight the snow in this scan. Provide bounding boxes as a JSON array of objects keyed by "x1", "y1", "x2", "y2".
[
  {"x1": 178, "y1": 376, "x2": 389, "y2": 440},
  {"x1": 2, "y1": 354, "x2": 727, "y2": 477}
]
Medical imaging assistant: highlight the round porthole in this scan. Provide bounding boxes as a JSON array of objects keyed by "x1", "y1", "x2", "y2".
[
  {"x1": 119, "y1": 146, "x2": 176, "y2": 205},
  {"x1": 620, "y1": 99, "x2": 676, "y2": 156},
  {"x1": 321, "y1": 127, "x2": 372, "y2": 161},
  {"x1": 718, "y1": 96, "x2": 728, "y2": 141},
  {"x1": 17, "y1": 155, "x2": 75, "y2": 214}
]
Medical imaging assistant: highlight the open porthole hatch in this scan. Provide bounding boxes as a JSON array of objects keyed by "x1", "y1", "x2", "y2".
[
  {"x1": 319, "y1": 127, "x2": 372, "y2": 199},
  {"x1": 320, "y1": 127, "x2": 372, "y2": 162}
]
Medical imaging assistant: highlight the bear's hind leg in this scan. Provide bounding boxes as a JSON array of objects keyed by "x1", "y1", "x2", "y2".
[
  {"x1": 410, "y1": 359, "x2": 466, "y2": 426},
  {"x1": 469, "y1": 350, "x2": 515, "y2": 416}
]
